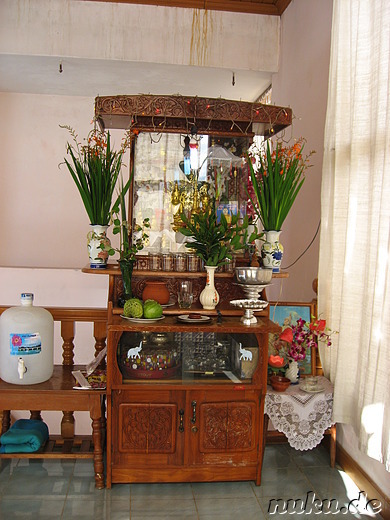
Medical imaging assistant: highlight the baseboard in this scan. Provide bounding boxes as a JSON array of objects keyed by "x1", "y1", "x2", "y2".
[{"x1": 336, "y1": 443, "x2": 390, "y2": 520}]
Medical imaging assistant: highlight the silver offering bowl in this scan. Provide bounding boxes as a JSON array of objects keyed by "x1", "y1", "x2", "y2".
[
  {"x1": 230, "y1": 299, "x2": 269, "y2": 326},
  {"x1": 234, "y1": 267, "x2": 273, "y2": 285}
]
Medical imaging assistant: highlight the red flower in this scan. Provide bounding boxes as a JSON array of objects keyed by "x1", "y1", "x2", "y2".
[
  {"x1": 310, "y1": 319, "x2": 326, "y2": 332},
  {"x1": 279, "y1": 327, "x2": 293, "y2": 343},
  {"x1": 268, "y1": 355, "x2": 285, "y2": 368}
]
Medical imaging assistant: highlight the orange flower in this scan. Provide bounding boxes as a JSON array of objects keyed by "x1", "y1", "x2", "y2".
[{"x1": 268, "y1": 355, "x2": 285, "y2": 368}]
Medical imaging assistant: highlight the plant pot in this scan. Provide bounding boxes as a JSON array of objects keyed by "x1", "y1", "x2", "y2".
[
  {"x1": 87, "y1": 225, "x2": 110, "y2": 269},
  {"x1": 142, "y1": 280, "x2": 170, "y2": 305},
  {"x1": 261, "y1": 230, "x2": 283, "y2": 273},
  {"x1": 199, "y1": 266, "x2": 219, "y2": 310}
]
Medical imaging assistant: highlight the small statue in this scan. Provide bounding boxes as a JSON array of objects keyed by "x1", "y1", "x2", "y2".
[{"x1": 239, "y1": 344, "x2": 253, "y2": 361}]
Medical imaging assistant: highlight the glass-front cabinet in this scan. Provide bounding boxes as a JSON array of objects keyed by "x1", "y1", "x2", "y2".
[{"x1": 106, "y1": 315, "x2": 280, "y2": 488}]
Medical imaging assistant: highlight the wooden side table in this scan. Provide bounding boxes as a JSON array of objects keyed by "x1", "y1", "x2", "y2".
[
  {"x1": 264, "y1": 376, "x2": 336, "y2": 467},
  {"x1": 0, "y1": 365, "x2": 105, "y2": 489}
]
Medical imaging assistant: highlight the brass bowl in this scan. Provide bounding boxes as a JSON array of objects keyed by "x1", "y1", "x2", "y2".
[
  {"x1": 235, "y1": 267, "x2": 273, "y2": 285},
  {"x1": 270, "y1": 375, "x2": 291, "y2": 392}
]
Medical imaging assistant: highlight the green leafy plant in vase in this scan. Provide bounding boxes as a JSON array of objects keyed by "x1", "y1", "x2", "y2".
[
  {"x1": 178, "y1": 203, "x2": 261, "y2": 310},
  {"x1": 247, "y1": 138, "x2": 314, "y2": 272},
  {"x1": 101, "y1": 177, "x2": 150, "y2": 306},
  {"x1": 60, "y1": 124, "x2": 131, "y2": 268}
]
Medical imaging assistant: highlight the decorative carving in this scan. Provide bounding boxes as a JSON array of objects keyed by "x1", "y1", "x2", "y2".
[
  {"x1": 201, "y1": 403, "x2": 228, "y2": 450},
  {"x1": 95, "y1": 94, "x2": 292, "y2": 137},
  {"x1": 227, "y1": 403, "x2": 254, "y2": 450},
  {"x1": 200, "y1": 402, "x2": 254, "y2": 452},
  {"x1": 120, "y1": 403, "x2": 176, "y2": 453}
]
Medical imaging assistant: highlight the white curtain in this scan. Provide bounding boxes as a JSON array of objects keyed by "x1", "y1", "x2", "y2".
[{"x1": 318, "y1": 0, "x2": 390, "y2": 471}]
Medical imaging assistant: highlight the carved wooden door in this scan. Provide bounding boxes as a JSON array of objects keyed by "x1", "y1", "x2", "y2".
[
  {"x1": 186, "y1": 390, "x2": 260, "y2": 466},
  {"x1": 111, "y1": 390, "x2": 185, "y2": 467}
]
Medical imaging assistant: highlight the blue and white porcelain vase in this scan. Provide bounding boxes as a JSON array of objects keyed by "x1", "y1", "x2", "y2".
[
  {"x1": 261, "y1": 230, "x2": 283, "y2": 273},
  {"x1": 87, "y1": 225, "x2": 110, "y2": 269}
]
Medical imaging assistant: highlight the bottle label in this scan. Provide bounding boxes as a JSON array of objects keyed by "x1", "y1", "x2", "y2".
[{"x1": 10, "y1": 333, "x2": 42, "y2": 355}]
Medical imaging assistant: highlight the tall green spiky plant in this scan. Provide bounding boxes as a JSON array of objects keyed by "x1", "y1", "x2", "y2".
[
  {"x1": 178, "y1": 203, "x2": 261, "y2": 267},
  {"x1": 61, "y1": 125, "x2": 124, "y2": 226},
  {"x1": 247, "y1": 139, "x2": 311, "y2": 231}
]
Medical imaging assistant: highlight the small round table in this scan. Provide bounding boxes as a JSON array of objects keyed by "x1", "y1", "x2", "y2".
[{"x1": 264, "y1": 375, "x2": 336, "y2": 466}]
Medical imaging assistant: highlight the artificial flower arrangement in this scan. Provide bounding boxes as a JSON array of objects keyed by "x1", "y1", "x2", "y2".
[
  {"x1": 60, "y1": 124, "x2": 131, "y2": 226},
  {"x1": 247, "y1": 138, "x2": 314, "y2": 231},
  {"x1": 268, "y1": 316, "x2": 336, "y2": 375}
]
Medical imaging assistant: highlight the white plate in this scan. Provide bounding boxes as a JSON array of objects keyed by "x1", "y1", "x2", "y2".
[
  {"x1": 120, "y1": 315, "x2": 165, "y2": 323},
  {"x1": 177, "y1": 314, "x2": 212, "y2": 323},
  {"x1": 300, "y1": 384, "x2": 325, "y2": 394}
]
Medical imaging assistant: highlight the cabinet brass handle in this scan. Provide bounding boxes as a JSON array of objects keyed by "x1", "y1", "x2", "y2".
[
  {"x1": 191, "y1": 400, "x2": 197, "y2": 424},
  {"x1": 179, "y1": 409, "x2": 184, "y2": 432},
  {"x1": 191, "y1": 425, "x2": 198, "y2": 433}
]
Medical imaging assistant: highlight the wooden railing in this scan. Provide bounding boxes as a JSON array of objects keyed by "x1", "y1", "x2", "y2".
[{"x1": 0, "y1": 306, "x2": 108, "y2": 438}]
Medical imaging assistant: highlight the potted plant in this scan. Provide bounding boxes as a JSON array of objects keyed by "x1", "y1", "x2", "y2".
[
  {"x1": 247, "y1": 138, "x2": 314, "y2": 272},
  {"x1": 178, "y1": 204, "x2": 261, "y2": 309},
  {"x1": 102, "y1": 176, "x2": 150, "y2": 306},
  {"x1": 60, "y1": 124, "x2": 130, "y2": 268}
]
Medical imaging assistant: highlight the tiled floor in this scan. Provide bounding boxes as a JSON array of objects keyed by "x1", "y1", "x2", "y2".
[{"x1": 0, "y1": 444, "x2": 383, "y2": 519}]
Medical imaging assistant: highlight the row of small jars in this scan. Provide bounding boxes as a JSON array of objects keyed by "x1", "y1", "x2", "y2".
[{"x1": 135, "y1": 252, "x2": 235, "y2": 273}]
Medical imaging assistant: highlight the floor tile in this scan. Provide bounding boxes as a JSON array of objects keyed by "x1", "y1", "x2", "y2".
[
  {"x1": 262, "y1": 444, "x2": 298, "y2": 468},
  {"x1": 62, "y1": 497, "x2": 127, "y2": 520},
  {"x1": 196, "y1": 496, "x2": 265, "y2": 519},
  {"x1": 131, "y1": 482, "x2": 193, "y2": 499},
  {"x1": 191, "y1": 480, "x2": 255, "y2": 499},
  {"x1": 1, "y1": 472, "x2": 70, "y2": 499},
  {"x1": 251, "y1": 465, "x2": 314, "y2": 498},
  {"x1": 0, "y1": 497, "x2": 65, "y2": 519},
  {"x1": 13, "y1": 458, "x2": 75, "y2": 477},
  {"x1": 131, "y1": 496, "x2": 198, "y2": 517},
  {"x1": 287, "y1": 443, "x2": 331, "y2": 467}
]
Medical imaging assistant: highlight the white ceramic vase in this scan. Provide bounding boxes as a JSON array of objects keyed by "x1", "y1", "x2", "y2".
[
  {"x1": 199, "y1": 266, "x2": 219, "y2": 310},
  {"x1": 261, "y1": 230, "x2": 284, "y2": 273},
  {"x1": 87, "y1": 225, "x2": 110, "y2": 269},
  {"x1": 285, "y1": 360, "x2": 299, "y2": 384}
]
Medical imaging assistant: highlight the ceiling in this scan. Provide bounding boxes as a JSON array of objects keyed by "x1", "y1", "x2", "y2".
[{"x1": 0, "y1": 0, "x2": 292, "y2": 102}]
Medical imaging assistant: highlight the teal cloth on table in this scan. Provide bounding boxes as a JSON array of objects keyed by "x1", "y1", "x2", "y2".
[{"x1": 0, "y1": 419, "x2": 49, "y2": 453}]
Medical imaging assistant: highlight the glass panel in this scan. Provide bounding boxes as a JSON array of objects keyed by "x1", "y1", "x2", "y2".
[
  {"x1": 132, "y1": 132, "x2": 250, "y2": 255},
  {"x1": 117, "y1": 331, "x2": 258, "y2": 383}
]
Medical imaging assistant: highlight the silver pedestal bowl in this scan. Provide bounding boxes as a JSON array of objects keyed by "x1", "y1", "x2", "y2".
[{"x1": 230, "y1": 299, "x2": 269, "y2": 326}]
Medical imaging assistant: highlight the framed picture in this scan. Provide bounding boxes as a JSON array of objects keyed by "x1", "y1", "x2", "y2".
[{"x1": 268, "y1": 302, "x2": 316, "y2": 376}]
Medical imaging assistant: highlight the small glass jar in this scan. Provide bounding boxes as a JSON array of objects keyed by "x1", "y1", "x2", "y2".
[
  {"x1": 162, "y1": 253, "x2": 174, "y2": 272},
  {"x1": 224, "y1": 257, "x2": 235, "y2": 273},
  {"x1": 149, "y1": 252, "x2": 161, "y2": 271},
  {"x1": 174, "y1": 253, "x2": 187, "y2": 272},
  {"x1": 187, "y1": 254, "x2": 199, "y2": 272}
]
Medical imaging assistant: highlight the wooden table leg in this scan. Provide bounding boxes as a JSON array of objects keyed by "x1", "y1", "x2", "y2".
[
  {"x1": 92, "y1": 415, "x2": 105, "y2": 489},
  {"x1": 329, "y1": 424, "x2": 336, "y2": 468}
]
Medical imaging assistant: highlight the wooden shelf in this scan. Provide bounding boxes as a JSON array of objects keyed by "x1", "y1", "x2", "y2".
[
  {"x1": 82, "y1": 264, "x2": 290, "y2": 279},
  {"x1": 0, "y1": 436, "x2": 98, "y2": 460}
]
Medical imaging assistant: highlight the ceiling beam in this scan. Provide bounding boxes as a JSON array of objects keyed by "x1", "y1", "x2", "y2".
[{"x1": 80, "y1": 0, "x2": 292, "y2": 16}]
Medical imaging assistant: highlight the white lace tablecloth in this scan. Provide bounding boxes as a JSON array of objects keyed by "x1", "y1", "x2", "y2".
[{"x1": 265, "y1": 376, "x2": 335, "y2": 451}]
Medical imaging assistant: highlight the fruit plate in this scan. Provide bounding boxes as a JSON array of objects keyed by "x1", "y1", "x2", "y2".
[
  {"x1": 177, "y1": 315, "x2": 212, "y2": 323},
  {"x1": 299, "y1": 383, "x2": 325, "y2": 394},
  {"x1": 120, "y1": 315, "x2": 165, "y2": 323}
]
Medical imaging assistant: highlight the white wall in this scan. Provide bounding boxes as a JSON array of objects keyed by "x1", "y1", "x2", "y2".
[{"x1": 268, "y1": 0, "x2": 333, "y2": 303}]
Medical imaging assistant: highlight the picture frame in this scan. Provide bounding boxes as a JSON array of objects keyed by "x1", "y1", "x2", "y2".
[{"x1": 268, "y1": 301, "x2": 316, "y2": 376}]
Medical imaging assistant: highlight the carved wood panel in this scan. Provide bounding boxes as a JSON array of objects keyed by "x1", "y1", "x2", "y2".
[
  {"x1": 119, "y1": 403, "x2": 176, "y2": 454},
  {"x1": 199, "y1": 401, "x2": 255, "y2": 452}
]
